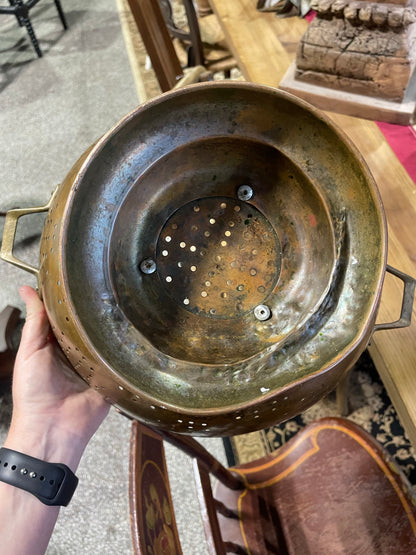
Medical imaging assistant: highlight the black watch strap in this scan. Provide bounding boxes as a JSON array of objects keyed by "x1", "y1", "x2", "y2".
[{"x1": 0, "y1": 448, "x2": 78, "y2": 506}]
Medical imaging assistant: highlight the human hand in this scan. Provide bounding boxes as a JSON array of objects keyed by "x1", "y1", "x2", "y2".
[{"x1": 4, "y1": 286, "x2": 110, "y2": 470}]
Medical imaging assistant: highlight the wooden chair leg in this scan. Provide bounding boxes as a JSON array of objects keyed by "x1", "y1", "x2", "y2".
[
  {"x1": 336, "y1": 368, "x2": 352, "y2": 416},
  {"x1": 0, "y1": 306, "x2": 21, "y2": 382}
]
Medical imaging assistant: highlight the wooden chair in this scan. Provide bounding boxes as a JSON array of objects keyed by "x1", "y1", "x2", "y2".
[
  {"x1": 0, "y1": 306, "x2": 21, "y2": 382},
  {"x1": 129, "y1": 417, "x2": 416, "y2": 554},
  {"x1": 194, "y1": 0, "x2": 212, "y2": 18},
  {"x1": 0, "y1": 0, "x2": 67, "y2": 58},
  {"x1": 126, "y1": 0, "x2": 237, "y2": 92}
]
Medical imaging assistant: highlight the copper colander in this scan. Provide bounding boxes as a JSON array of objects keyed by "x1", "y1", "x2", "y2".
[{"x1": 4, "y1": 83, "x2": 410, "y2": 436}]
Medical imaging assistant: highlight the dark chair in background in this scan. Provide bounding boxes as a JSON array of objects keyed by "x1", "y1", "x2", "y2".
[
  {"x1": 130, "y1": 417, "x2": 416, "y2": 554},
  {"x1": 126, "y1": 0, "x2": 237, "y2": 92},
  {"x1": 159, "y1": 0, "x2": 235, "y2": 75},
  {"x1": 0, "y1": 0, "x2": 67, "y2": 58},
  {"x1": 126, "y1": 0, "x2": 183, "y2": 92}
]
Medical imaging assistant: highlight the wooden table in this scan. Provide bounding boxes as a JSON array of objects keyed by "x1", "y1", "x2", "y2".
[{"x1": 209, "y1": 0, "x2": 416, "y2": 446}]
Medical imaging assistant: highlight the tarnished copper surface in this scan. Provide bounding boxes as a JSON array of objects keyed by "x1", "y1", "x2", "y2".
[
  {"x1": 0, "y1": 83, "x2": 391, "y2": 435},
  {"x1": 108, "y1": 133, "x2": 337, "y2": 367},
  {"x1": 155, "y1": 196, "x2": 281, "y2": 319}
]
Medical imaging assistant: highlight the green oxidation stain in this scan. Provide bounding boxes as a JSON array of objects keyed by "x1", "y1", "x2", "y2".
[{"x1": 245, "y1": 219, "x2": 250, "y2": 225}]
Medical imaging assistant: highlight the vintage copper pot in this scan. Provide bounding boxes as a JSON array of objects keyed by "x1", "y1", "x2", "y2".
[{"x1": 1, "y1": 83, "x2": 414, "y2": 436}]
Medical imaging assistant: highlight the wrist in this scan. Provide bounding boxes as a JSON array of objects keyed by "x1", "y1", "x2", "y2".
[{"x1": 4, "y1": 418, "x2": 86, "y2": 473}]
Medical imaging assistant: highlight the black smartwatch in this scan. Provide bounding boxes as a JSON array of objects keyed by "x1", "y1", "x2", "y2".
[{"x1": 0, "y1": 448, "x2": 78, "y2": 506}]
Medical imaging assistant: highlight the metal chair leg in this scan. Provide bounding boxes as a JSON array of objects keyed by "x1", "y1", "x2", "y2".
[
  {"x1": 2, "y1": 0, "x2": 68, "y2": 58},
  {"x1": 54, "y1": 0, "x2": 68, "y2": 30},
  {"x1": 9, "y1": 0, "x2": 25, "y2": 27},
  {"x1": 22, "y1": 13, "x2": 43, "y2": 57}
]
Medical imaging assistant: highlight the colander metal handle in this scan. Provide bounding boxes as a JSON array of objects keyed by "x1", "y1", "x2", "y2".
[
  {"x1": 0, "y1": 190, "x2": 58, "y2": 280},
  {"x1": 374, "y1": 265, "x2": 416, "y2": 332}
]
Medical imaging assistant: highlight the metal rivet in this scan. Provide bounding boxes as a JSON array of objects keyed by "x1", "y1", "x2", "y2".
[
  {"x1": 254, "y1": 304, "x2": 271, "y2": 321},
  {"x1": 140, "y1": 258, "x2": 156, "y2": 274},
  {"x1": 21, "y1": 468, "x2": 28, "y2": 475},
  {"x1": 30, "y1": 471, "x2": 37, "y2": 479},
  {"x1": 237, "y1": 185, "x2": 253, "y2": 201}
]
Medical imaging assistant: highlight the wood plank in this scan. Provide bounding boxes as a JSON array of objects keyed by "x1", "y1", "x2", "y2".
[
  {"x1": 280, "y1": 63, "x2": 416, "y2": 125},
  {"x1": 210, "y1": 0, "x2": 416, "y2": 446},
  {"x1": 209, "y1": 0, "x2": 308, "y2": 85}
]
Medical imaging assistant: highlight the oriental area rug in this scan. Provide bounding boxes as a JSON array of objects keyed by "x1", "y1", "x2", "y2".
[{"x1": 116, "y1": 0, "x2": 416, "y2": 486}]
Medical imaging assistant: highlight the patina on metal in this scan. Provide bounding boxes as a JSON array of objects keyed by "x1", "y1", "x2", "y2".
[
  {"x1": 1, "y1": 83, "x2": 414, "y2": 436},
  {"x1": 154, "y1": 195, "x2": 281, "y2": 321}
]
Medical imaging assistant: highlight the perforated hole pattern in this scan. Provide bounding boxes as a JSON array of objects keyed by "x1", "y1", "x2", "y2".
[{"x1": 155, "y1": 197, "x2": 281, "y2": 318}]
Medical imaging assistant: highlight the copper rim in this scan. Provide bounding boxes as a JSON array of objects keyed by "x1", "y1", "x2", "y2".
[{"x1": 36, "y1": 83, "x2": 386, "y2": 435}]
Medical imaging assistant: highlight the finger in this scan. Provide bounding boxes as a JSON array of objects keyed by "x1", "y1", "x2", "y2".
[{"x1": 19, "y1": 286, "x2": 51, "y2": 351}]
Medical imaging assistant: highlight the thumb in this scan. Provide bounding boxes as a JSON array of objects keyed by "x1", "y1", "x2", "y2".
[{"x1": 19, "y1": 286, "x2": 51, "y2": 352}]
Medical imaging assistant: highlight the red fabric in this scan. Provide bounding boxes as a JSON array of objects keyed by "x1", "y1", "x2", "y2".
[
  {"x1": 305, "y1": 10, "x2": 316, "y2": 22},
  {"x1": 376, "y1": 122, "x2": 416, "y2": 185}
]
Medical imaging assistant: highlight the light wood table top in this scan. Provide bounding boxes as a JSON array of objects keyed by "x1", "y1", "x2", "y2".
[{"x1": 209, "y1": 0, "x2": 416, "y2": 446}]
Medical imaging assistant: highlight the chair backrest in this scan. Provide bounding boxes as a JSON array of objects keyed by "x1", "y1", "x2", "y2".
[
  {"x1": 126, "y1": 0, "x2": 184, "y2": 92},
  {"x1": 129, "y1": 417, "x2": 416, "y2": 554},
  {"x1": 129, "y1": 423, "x2": 183, "y2": 554},
  {"x1": 126, "y1": 0, "x2": 206, "y2": 92},
  {"x1": 129, "y1": 421, "x2": 242, "y2": 555},
  {"x1": 159, "y1": 0, "x2": 205, "y2": 66}
]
